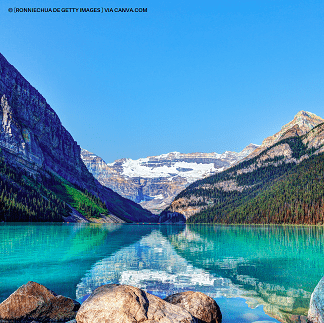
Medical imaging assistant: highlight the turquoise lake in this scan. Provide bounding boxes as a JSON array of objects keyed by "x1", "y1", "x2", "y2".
[{"x1": 1, "y1": 223, "x2": 323, "y2": 323}]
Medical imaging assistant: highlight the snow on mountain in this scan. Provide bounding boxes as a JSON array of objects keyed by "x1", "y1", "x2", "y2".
[
  {"x1": 121, "y1": 159, "x2": 222, "y2": 182},
  {"x1": 81, "y1": 144, "x2": 259, "y2": 214},
  {"x1": 112, "y1": 147, "x2": 257, "y2": 183}
]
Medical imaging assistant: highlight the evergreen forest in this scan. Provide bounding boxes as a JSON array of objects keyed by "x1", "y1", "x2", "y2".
[
  {"x1": 0, "y1": 149, "x2": 113, "y2": 222},
  {"x1": 178, "y1": 134, "x2": 324, "y2": 224}
]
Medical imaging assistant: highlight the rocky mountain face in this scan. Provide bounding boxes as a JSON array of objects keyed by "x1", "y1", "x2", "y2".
[
  {"x1": 81, "y1": 144, "x2": 259, "y2": 214},
  {"x1": 0, "y1": 52, "x2": 156, "y2": 223},
  {"x1": 164, "y1": 111, "x2": 324, "y2": 223},
  {"x1": 245, "y1": 110, "x2": 324, "y2": 160},
  {"x1": 0, "y1": 57, "x2": 90, "y2": 184}
]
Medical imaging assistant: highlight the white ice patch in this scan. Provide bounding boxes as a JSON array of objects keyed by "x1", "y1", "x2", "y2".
[
  {"x1": 121, "y1": 159, "x2": 220, "y2": 183},
  {"x1": 151, "y1": 194, "x2": 164, "y2": 200}
]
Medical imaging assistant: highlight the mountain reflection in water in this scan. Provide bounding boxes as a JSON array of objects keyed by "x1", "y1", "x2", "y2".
[
  {"x1": 76, "y1": 225, "x2": 323, "y2": 323},
  {"x1": 76, "y1": 230, "x2": 241, "y2": 299},
  {"x1": 1, "y1": 224, "x2": 322, "y2": 323}
]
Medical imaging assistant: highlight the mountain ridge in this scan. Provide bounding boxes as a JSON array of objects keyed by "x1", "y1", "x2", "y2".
[
  {"x1": 0, "y1": 52, "x2": 156, "y2": 223},
  {"x1": 81, "y1": 144, "x2": 259, "y2": 214},
  {"x1": 245, "y1": 110, "x2": 324, "y2": 161},
  {"x1": 164, "y1": 111, "x2": 324, "y2": 223}
]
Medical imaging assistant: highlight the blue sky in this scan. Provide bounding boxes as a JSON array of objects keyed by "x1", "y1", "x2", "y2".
[{"x1": 1, "y1": 0, "x2": 323, "y2": 162}]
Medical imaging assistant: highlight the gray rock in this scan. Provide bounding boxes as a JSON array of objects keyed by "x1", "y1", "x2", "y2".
[
  {"x1": 308, "y1": 277, "x2": 324, "y2": 323},
  {"x1": 0, "y1": 281, "x2": 80, "y2": 322},
  {"x1": 76, "y1": 284, "x2": 197, "y2": 323},
  {"x1": 164, "y1": 291, "x2": 222, "y2": 323}
]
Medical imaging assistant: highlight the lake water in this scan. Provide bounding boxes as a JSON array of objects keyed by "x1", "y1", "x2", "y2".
[{"x1": 1, "y1": 223, "x2": 323, "y2": 323}]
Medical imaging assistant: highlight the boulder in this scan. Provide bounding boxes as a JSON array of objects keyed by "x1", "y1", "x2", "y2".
[
  {"x1": 308, "y1": 277, "x2": 324, "y2": 323},
  {"x1": 0, "y1": 281, "x2": 80, "y2": 322},
  {"x1": 164, "y1": 291, "x2": 222, "y2": 323},
  {"x1": 76, "y1": 284, "x2": 197, "y2": 323}
]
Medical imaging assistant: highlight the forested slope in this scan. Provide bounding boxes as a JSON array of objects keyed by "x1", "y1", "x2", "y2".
[
  {"x1": 0, "y1": 148, "x2": 124, "y2": 222},
  {"x1": 165, "y1": 122, "x2": 324, "y2": 224}
]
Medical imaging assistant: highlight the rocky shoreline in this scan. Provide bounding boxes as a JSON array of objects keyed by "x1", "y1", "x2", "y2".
[
  {"x1": 0, "y1": 282, "x2": 222, "y2": 323},
  {"x1": 1, "y1": 278, "x2": 324, "y2": 323}
]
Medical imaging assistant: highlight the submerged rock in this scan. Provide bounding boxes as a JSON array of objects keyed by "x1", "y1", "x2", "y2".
[
  {"x1": 308, "y1": 277, "x2": 324, "y2": 323},
  {"x1": 0, "y1": 281, "x2": 80, "y2": 322},
  {"x1": 164, "y1": 291, "x2": 222, "y2": 323},
  {"x1": 76, "y1": 284, "x2": 197, "y2": 323}
]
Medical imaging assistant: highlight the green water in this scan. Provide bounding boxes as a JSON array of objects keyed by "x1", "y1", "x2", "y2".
[{"x1": 0, "y1": 223, "x2": 323, "y2": 323}]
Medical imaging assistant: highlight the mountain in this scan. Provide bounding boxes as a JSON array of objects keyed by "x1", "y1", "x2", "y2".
[
  {"x1": 164, "y1": 111, "x2": 324, "y2": 224},
  {"x1": 245, "y1": 110, "x2": 323, "y2": 160},
  {"x1": 0, "y1": 53, "x2": 157, "y2": 223},
  {"x1": 81, "y1": 144, "x2": 259, "y2": 214}
]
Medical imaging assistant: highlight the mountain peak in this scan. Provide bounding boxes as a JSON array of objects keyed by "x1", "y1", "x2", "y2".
[
  {"x1": 242, "y1": 111, "x2": 324, "y2": 161},
  {"x1": 295, "y1": 110, "x2": 310, "y2": 117},
  {"x1": 261, "y1": 111, "x2": 324, "y2": 148},
  {"x1": 244, "y1": 143, "x2": 260, "y2": 149},
  {"x1": 279, "y1": 111, "x2": 323, "y2": 137},
  {"x1": 295, "y1": 110, "x2": 318, "y2": 118}
]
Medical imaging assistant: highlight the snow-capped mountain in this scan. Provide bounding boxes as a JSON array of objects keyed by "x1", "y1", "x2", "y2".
[{"x1": 81, "y1": 144, "x2": 259, "y2": 214}]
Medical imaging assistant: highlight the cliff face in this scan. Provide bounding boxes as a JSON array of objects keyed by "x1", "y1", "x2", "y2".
[
  {"x1": 0, "y1": 54, "x2": 90, "y2": 184},
  {"x1": 81, "y1": 144, "x2": 259, "y2": 214},
  {"x1": 0, "y1": 53, "x2": 156, "y2": 223}
]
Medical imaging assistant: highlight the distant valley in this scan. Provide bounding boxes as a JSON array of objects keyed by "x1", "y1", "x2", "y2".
[
  {"x1": 81, "y1": 144, "x2": 258, "y2": 214},
  {"x1": 1, "y1": 51, "x2": 324, "y2": 225}
]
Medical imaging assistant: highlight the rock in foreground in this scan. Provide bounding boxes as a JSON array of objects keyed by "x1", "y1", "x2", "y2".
[
  {"x1": 76, "y1": 284, "x2": 197, "y2": 323},
  {"x1": 308, "y1": 277, "x2": 324, "y2": 323},
  {"x1": 0, "y1": 281, "x2": 80, "y2": 322},
  {"x1": 164, "y1": 291, "x2": 222, "y2": 323}
]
